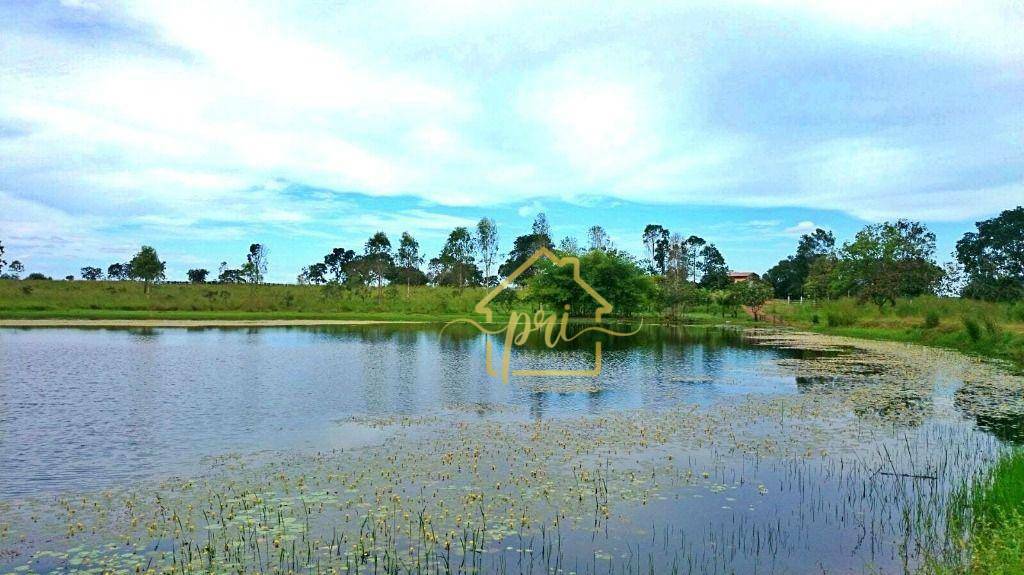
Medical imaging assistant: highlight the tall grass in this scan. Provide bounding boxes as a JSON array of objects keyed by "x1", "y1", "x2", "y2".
[
  {"x1": 768, "y1": 296, "x2": 1024, "y2": 370},
  {"x1": 942, "y1": 449, "x2": 1024, "y2": 574}
]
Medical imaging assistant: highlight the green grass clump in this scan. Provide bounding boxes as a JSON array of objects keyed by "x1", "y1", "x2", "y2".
[
  {"x1": 1010, "y1": 302, "x2": 1024, "y2": 322},
  {"x1": 963, "y1": 317, "x2": 983, "y2": 343},
  {"x1": 766, "y1": 296, "x2": 1024, "y2": 371},
  {"x1": 824, "y1": 299, "x2": 860, "y2": 327},
  {"x1": 942, "y1": 450, "x2": 1024, "y2": 574}
]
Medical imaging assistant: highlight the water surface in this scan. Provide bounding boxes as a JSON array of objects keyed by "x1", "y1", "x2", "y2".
[
  {"x1": 1, "y1": 324, "x2": 812, "y2": 495},
  {"x1": 0, "y1": 324, "x2": 1009, "y2": 575}
]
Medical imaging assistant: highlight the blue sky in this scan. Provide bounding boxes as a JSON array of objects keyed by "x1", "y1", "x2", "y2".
[{"x1": 0, "y1": 0, "x2": 1021, "y2": 282}]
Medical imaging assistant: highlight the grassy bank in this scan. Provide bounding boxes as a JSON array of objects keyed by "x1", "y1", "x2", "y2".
[
  {"x1": 0, "y1": 279, "x2": 493, "y2": 321},
  {"x1": 0, "y1": 279, "x2": 757, "y2": 326},
  {"x1": 939, "y1": 449, "x2": 1024, "y2": 574},
  {"x1": 767, "y1": 297, "x2": 1024, "y2": 371}
]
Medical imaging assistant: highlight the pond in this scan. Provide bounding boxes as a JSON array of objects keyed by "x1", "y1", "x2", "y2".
[
  {"x1": 0, "y1": 324, "x2": 816, "y2": 496},
  {"x1": 0, "y1": 324, "x2": 1017, "y2": 574}
]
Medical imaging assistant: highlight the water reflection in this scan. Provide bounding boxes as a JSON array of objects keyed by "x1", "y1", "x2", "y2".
[
  {"x1": 0, "y1": 324, "x2": 996, "y2": 495},
  {"x1": 954, "y1": 386, "x2": 1024, "y2": 444}
]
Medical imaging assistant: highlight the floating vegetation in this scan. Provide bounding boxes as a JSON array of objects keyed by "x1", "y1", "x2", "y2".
[
  {"x1": 669, "y1": 376, "x2": 715, "y2": 384},
  {"x1": 0, "y1": 328, "x2": 1020, "y2": 574},
  {"x1": 745, "y1": 329, "x2": 1024, "y2": 437}
]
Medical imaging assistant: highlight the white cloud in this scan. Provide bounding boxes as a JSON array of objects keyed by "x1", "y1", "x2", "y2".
[
  {"x1": 351, "y1": 209, "x2": 477, "y2": 236},
  {"x1": 517, "y1": 201, "x2": 545, "y2": 218},
  {"x1": 756, "y1": 0, "x2": 1024, "y2": 60},
  {"x1": 783, "y1": 221, "x2": 818, "y2": 236},
  {"x1": 59, "y1": 0, "x2": 99, "y2": 11},
  {"x1": 1, "y1": 0, "x2": 1022, "y2": 280}
]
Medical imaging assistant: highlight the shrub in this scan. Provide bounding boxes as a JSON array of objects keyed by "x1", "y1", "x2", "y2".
[
  {"x1": 963, "y1": 316, "x2": 983, "y2": 343},
  {"x1": 811, "y1": 313, "x2": 820, "y2": 325},
  {"x1": 1009, "y1": 302, "x2": 1024, "y2": 323},
  {"x1": 1011, "y1": 341, "x2": 1024, "y2": 367},
  {"x1": 983, "y1": 315, "x2": 1001, "y2": 337},
  {"x1": 826, "y1": 310, "x2": 856, "y2": 327},
  {"x1": 923, "y1": 310, "x2": 941, "y2": 329}
]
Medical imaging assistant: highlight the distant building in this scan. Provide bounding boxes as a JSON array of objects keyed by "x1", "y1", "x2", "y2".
[{"x1": 728, "y1": 271, "x2": 759, "y2": 284}]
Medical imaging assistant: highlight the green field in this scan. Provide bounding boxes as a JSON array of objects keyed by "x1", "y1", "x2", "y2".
[
  {"x1": 0, "y1": 279, "x2": 498, "y2": 321},
  {"x1": 0, "y1": 278, "x2": 755, "y2": 325},
  {"x1": 766, "y1": 296, "x2": 1024, "y2": 371}
]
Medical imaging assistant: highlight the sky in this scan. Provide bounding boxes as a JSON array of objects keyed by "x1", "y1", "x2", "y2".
[{"x1": 1, "y1": 0, "x2": 1022, "y2": 282}]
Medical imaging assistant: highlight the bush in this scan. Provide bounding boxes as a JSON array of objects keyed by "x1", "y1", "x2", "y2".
[
  {"x1": 1010, "y1": 302, "x2": 1024, "y2": 323},
  {"x1": 811, "y1": 313, "x2": 819, "y2": 325},
  {"x1": 1011, "y1": 341, "x2": 1024, "y2": 367},
  {"x1": 923, "y1": 310, "x2": 940, "y2": 329},
  {"x1": 963, "y1": 316, "x2": 983, "y2": 342},
  {"x1": 826, "y1": 310, "x2": 857, "y2": 327},
  {"x1": 983, "y1": 315, "x2": 1001, "y2": 337}
]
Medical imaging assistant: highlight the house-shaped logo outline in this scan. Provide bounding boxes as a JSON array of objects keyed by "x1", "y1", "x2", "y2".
[{"x1": 474, "y1": 247, "x2": 613, "y2": 379}]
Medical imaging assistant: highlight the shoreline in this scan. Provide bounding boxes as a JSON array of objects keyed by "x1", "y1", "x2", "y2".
[{"x1": 0, "y1": 318, "x2": 430, "y2": 328}]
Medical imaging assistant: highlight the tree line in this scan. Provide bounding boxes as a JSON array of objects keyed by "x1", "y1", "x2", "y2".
[
  {"x1": 763, "y1": 206, "x2": 1024, "y2": 306},
  {"x1": 1, "y1": 205, "x2": 1021, "y2": 315}
]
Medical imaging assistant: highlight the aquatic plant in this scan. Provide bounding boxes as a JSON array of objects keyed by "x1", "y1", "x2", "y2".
[{"x1": 0, "y1": 328, "x2": 1021, "y2": 574}]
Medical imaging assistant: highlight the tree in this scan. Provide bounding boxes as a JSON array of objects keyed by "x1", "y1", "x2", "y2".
[
  {"x1": 558, "y1": 236, "x2": 580, "y2": 255},
  {"x1": 308, "y1": 262, "x2": 328, "y2": 285},
  {"x1": 242, "y1": 243, "x2": 268, "y2": 284},
  {"x1": 25, "y1": 272, "x2": 51, "y2": 281},
  {"x1": 7, "y1": 260, "x2": 24, "y2": 279},
  {"x1": 187, "y1": 268, "x2": 210, "y2": 283},
  {"x1": 129, "y1": 246, "x2": 166, "y2": 292},
  {"x1": 763, "y1": 258, "x2": 798, "y2": 298},
  {"x1": 709, "y1": 288, "x2": 739, "y2": 318},
  {"x1": 938, "y1": 261, "x2": 967, "y2": 298},
  {"x1": 588, "y1": 226, "x2": 612, "y2": 252},
  {"x1": 342, "y1": 255, "x2": 372, "y2": 289},
  {"x1": 836, "y1": 220, "x2": 942, "y2": 307},
  {"x1": 798, "y1": 228, "x2": 836, "y2": 260},
  {"x1": 733, "y1": 281, "x2": 774, "y2": 321},
  {"x1": 531, "y1": 212, "x2": 550, "y2": 238},
  {"x1": 475, "y1": 218, "x2": 499, "y2": 285},
  {"x1": 527, "y1": 249, "x2": 655, "y2": 317},
  {"x1": 684, "y1": 236, "x2": 707, "y2": 283},
  {"x1": 698, "y1": 244, "x2": 730, "y2": 289},
  {"x1": 323, "y1": 248, "x2": 356, "y2": 283},
  {"x1": 217, "y1": 261, "x2": 246, "y2": 283},
  {"x1": 80, "y1": 266, "x2": 103, "y2": 281},
  {"x1": 430, "y1": 227, "x2": 479, "y2": 289},
  {"x1": 395, "y1": 231, "x2": 426, "y2": 296},
  {"x1": 499, "y1": 230, "x2": 553, "y2": 281},
  {"x1": 0, "y1": 240, "x2": 6, "y2": 275},
  {"x1": 107, "y1": 263, "x2": 129, "y2": 280},
  {"x1": 657, "y1": 274, "x2": 701, "y2": 319},
  {"x1": 956, "y1": 206, "x2": 1024, "y2": 301},
  {"x1": 664, "y1": 234, "x2": 688, "y2": 281},
  {"x1": 642, "y1": 224, "x2": 670, "y2": 274},
  {"x1": 803, "y1": 255, "x2": 838, "y2": 300},
  {"x1": 364, "y1": 232, "x2": 394, "y2": 302},
  {"x1": 765, "y1": 228, "x2": 836, "y2": 298}
]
